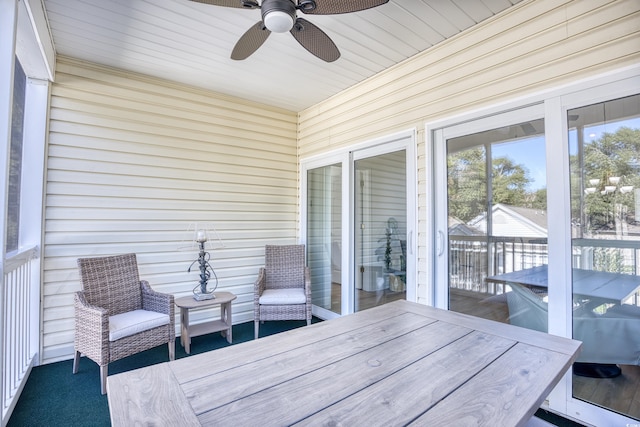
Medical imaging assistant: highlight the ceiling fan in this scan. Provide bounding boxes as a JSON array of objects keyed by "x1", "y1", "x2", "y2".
[{"x1": 190, "y1": 0, "x2": 390, "y2": 62}]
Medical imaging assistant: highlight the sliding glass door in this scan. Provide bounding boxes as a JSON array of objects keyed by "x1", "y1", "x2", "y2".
[
  {"x1": 433, "y1": 78, "x2": 640, "y2": 425},
  {"x1": 568, "y1": 94, "x2": 640, "y2": 419},
  {"x1": 303, "y1": 131, "x2": 416, "y2": 318},
  {"x1": 354, "y1": 150, "x2": 407, "y2": 312},
  {"x1": 306, "y1": 163, "x2": 342, "y2": 316},
  {"x1": 436, "y1": 106, "x2": 547, "y2": 322}
]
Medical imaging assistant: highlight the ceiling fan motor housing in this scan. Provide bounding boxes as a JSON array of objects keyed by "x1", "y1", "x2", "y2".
[{"x1": 261, "y1": 0, "x2": 297, "y2": 33}]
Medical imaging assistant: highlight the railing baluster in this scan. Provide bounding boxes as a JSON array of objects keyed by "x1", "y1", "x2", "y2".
[{"x1": 2, "y1": 247, "x2": 38, "y2": 424}]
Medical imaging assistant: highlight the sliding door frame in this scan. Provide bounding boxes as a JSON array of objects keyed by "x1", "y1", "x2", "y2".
[
  {"x1": 431, "y1": 104, "x2": 545, "y2": 309},
  {"x1": 551, "y1": 74, "x2": 640, "y2": 426},
  {"x1": 301, "y1": 129, "x2": 417, "y2": 318},
  {"x1": 301, "y1": 151, "x2": 349, "y2": 320},
  {"x1": 425, "y1": 66, "x2": 640, "y2": 426}
]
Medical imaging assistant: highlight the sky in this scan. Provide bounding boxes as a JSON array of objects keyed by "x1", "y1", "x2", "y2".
[
  {"x1": 492, "y1": 117, "x2": 640, "y2": 191},
  {"x1": 492, "y1": 136, "x2": 546, "y2": 191}
]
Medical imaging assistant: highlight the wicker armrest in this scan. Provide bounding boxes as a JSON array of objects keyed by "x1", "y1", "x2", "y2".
[
  {"x1": 140, "y1": 281, "x2": 174, "y2": 317},
  {"x1": 74, "y1": 291, "x2": 109, "y2": 361},
  {"x1": 254, "y1": 268, "x2": 266, "y2": 297},
  {"x1": 74, "y1": 291, "x2": 108, "y2": 322},
  {"x1": 304, "y1": 266, "x2": 311, "y2": 300}
]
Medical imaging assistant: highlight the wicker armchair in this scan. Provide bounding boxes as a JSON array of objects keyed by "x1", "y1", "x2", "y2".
[
  {"x1": 254, "y1": 245, "x2": 311, "y2": 339},
  {"x1": 72, "y1": 253, "x2": 175, "y2": 394}
]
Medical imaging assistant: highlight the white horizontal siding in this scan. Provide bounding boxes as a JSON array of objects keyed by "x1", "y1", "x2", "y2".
[
  {"x1": 297, "y1": 0, "x2": 640, "y2": 304},
  {"x1": 42, "y1": 57, "x2": 298, "y2": 363}
]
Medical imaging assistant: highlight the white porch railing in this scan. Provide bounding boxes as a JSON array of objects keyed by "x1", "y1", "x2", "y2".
[
  {"x1": 1, "y1": 246, "x2": 39, "y2": 426},
  {"x1": 449, "y1": 236, "x2": 640, "y2": 305}
]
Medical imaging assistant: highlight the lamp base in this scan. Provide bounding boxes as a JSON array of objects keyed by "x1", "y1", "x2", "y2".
[{"x1": 193, "y1": 292, "x2": 216, "y2": 301}]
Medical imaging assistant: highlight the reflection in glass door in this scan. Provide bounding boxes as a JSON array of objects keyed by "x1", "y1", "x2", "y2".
[
  {"x1": 445, "y1": 118, "x2": 547, "y2": 323},
  {"x1": 568, "y1": 94, "x2": 640, "y2": 420},
  {"x1": 307, "y1": 164, "x2": 342, "y2": 316},
  {"x1": 354, "y1": 151, "x2": 407, "y2": 312}
]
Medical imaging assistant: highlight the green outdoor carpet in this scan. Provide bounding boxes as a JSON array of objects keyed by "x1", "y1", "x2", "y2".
[{"x1": 7, "y1": 319, "x2": 314, "y2": 427}]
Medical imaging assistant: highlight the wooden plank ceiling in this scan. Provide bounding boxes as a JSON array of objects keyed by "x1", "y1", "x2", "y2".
[{"x1": 43, "y1": 0, "x2": 523, "y2": 112}]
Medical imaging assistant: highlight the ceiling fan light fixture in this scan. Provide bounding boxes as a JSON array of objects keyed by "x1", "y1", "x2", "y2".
[
  {"x1": 261, "y1": 0, "x2": 296, "y2": 33},
  {"x1": 264, "y1": 10, "x2": 294, "y2": 32}
]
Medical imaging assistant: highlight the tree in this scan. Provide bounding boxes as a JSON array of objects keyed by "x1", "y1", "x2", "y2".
[
  {"x1": 492, "y1": 157, "x2": 529, "y2": 206},
  {"x1": 447, "y1": 147, "x2": 486, "y2": 223},
  {"x1": 447, "y1": 148, "x2": 539, "y2": 222},
  {"x1": 528, "y1": 188, "x2": 547, "y2": 210},
  {"x1": 577, "y1": 126, "x2": 640, "y2": 236}
]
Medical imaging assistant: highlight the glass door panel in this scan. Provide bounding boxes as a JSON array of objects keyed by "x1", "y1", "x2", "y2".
[
  {"x1": 307, "y1": 164, "x2": 342, "y2": 315},
  {"x1": 354, "y1": 151, "x2": 406, "y2": 312},
  {"x1": 568, "y1": 93, "x2": 640, "y2": 420},
  {"x1": 446, "y1": 119, "x2": 547, "y2": 323}
]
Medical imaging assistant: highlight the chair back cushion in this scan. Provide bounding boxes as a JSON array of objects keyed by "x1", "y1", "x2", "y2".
[
  {"x1": 77, "y1": 253, "x2": 142, "y2": 315},
  {"x1": 265, "y1": 245, "x2": 305, "y2": 289}
]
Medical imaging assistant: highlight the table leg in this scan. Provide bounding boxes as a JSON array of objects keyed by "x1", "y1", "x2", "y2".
[
  {"x1": 227, "y1": 302, "x2": 232, "y2": 343},
  {"x1": 181, "y1": 307, "x2": 191, "y2": 355},
  {"x1": 219, "y1": 302, "x2": 232, "y2": 344}
]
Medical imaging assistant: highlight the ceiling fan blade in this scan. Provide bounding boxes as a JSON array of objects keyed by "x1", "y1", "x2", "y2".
[
  {"x1": 231, "y1": 22, "x2": 271, "y2": 60},
  {"x1": 290, "y1": 18, "x2": 339, "y2": 62},
  {"x1": 300, "y1": 0, "x2": 389, "y2": 15},
  {"x1": 189, "y1": 0, "x2": 259, "y2": 9}
]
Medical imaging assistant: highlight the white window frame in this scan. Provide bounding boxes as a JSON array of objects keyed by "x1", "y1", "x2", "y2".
[{"x1": 1, "y1": 0, "x2": 51, "y2": 422}]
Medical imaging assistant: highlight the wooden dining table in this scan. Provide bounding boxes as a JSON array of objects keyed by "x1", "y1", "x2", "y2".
[{"x1": 107, "y1": 300, "x2": 581, "y2": 427}]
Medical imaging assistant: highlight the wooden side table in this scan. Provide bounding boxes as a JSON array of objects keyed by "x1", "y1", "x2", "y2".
[{"x1": 175, "y1": 291, "x2": 237, "y2": 354}]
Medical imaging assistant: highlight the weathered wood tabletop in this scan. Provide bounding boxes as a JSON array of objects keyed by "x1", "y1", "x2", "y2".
[{"x1": 107, "y1": 300, "x2": 581, "y2": 427}]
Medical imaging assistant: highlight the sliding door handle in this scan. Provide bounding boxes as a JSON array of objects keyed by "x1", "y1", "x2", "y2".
[
  {"x1": 437, "y1": 231, "x2": 445, "y2": 256},
  {"x1": 408, "y1": 231, "x2": 413, "y2": 255}
]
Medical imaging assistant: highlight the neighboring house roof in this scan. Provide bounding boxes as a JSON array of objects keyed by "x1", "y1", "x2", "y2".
[
  {"x1": 448, "y1": 217, "x2": 484, "y2": 236},
  {"x1": 505, "y1": 205, "x2": 548, "y2": 230},
  {"x1": 468, "y1": 204, "x2": 548, "y2": 238}
]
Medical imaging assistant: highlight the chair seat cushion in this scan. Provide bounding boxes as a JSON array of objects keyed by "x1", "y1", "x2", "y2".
[
  {"x1": 109, "y1": 309, "x2": 169, "y2": 341},
  {"x1": 259, "y1": 288, "x2": 306, "y2": 305}
]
